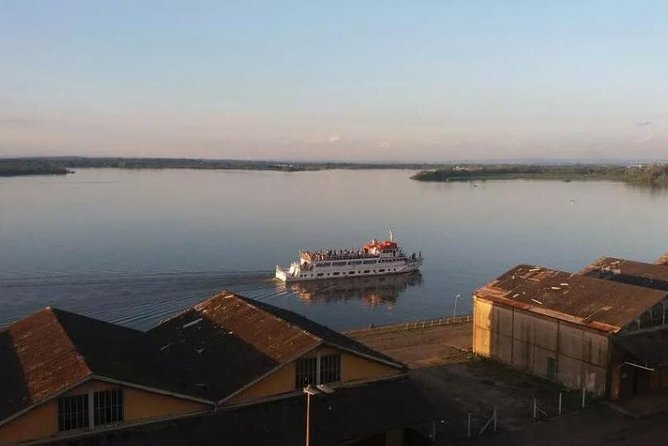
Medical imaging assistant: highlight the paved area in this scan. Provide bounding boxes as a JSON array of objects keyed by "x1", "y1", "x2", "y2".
[{"x1": 347, "y1": 321, "x2": 472, "y2": 368}]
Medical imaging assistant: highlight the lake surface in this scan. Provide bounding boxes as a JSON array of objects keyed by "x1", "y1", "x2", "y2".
[{"x1": 2, "y1": 169, "x2": 668, "y2": 331}]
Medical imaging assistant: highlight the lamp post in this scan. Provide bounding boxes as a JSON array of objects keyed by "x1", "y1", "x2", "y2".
[
  {"x1": 304, "y1": 384, "x2": 334, "y2": 446},
  {"x1": 453, "y1": 293, "x2": 461, "y2": 318}
]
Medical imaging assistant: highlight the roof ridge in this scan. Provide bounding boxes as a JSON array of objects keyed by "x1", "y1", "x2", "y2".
[
  {"x1": 46, "y1": 307, "x2": 95, "y2": 377},
  {"x1": 231, "y1": 294, "x2": 402, "y2": 367}
]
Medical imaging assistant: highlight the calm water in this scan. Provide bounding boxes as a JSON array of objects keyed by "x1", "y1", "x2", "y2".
[{"x1": 2, "y1": 169, "x2": 668, "y2": 331}]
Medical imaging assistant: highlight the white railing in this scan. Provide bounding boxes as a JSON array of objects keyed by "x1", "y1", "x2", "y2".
[{"x1": 345, "y1": 314, "x2": 473, "y2": 336}]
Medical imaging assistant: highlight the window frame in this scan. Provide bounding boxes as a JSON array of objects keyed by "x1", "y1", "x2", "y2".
[
  {"x1": 57, "y1": 388, "x2": 125, "y2": 432},
  {"x1": 93, "y1": 388, "x2": 124, "y2": 426},
  {"x1": 294, "y1": 352, "x2": 342, "y2": 389},
  {"x1": 58, "y1": 393, "x2": 90, "y2": 432}
]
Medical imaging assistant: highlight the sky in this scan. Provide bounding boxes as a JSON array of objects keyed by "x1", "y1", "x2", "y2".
[{"x1": 1, "y1": 1, "x2": 667, "y2": 162}]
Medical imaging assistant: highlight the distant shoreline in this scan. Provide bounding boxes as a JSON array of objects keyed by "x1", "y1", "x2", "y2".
[
  {"x1": 1, "y1": 157, "x2": 667, "y2": 186},
  {"x1": 0, "y1": 157, "x2": 438, "y2": 177},
  {"x1": 411, "y1": 164, "x2": 668, "y2": 186}
]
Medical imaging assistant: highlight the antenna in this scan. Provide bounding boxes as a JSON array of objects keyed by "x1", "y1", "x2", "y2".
[{"x1": 389, "y1": 229, "x2": 394, "y2": 242}]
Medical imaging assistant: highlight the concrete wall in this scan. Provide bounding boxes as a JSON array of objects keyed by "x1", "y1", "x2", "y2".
[
  {"x1": 473, "y1": 296, "x2": 609, "y2": 396},
  {"x1": 228, "y1": 345, "x2": 401, "y2": 405},
  {"x1": 0, "y1": 380, "x2": 210, "y2": 445}
]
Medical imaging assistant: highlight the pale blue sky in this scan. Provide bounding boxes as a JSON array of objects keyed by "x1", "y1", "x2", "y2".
[{"x1": 1, "y1": 1, "x2": 667, "y2": 161}]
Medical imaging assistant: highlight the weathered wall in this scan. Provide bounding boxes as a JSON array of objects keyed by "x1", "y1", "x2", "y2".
[
  {"x1": 0, "y1": 400, "x2": 57, "y2": 445},
  {"x1": 228, "y1": 362, "x2": 297, "y2": 404},
  {"x1": 473, "y1": 296, "x2": 609, "y2": 396},
  {"x1": 341, "y1": 352, "x2": 400, "y2": 382},
  {"x1": 473, "y1": 297, "x2": 492, "y2": 356},
  {"x1": 228, "y1": 346, "x2": 401, "y2": 405},
  {"x1": 123, "y1": 387, "x2": 209, "y2": 421},
  {"x1": 0, "y1": 380, "x2": 210, "y2": 445}
]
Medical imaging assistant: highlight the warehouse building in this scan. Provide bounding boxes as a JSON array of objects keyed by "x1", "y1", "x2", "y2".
[
  {"x1": 473, "y1": 264, "x2": 668, "y2": 400},
  {"x1": 0, "y1": 291, "x2": 404, "y2": 445}
]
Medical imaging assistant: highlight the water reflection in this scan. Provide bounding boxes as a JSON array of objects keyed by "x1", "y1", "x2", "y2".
[{"x1": 277, "y1": 272, "x2": 423, "y2": 308}]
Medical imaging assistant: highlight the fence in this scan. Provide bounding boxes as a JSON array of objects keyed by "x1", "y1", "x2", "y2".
[{"x1": 345, "y1": 314, "x2": 473, "y2": 337}]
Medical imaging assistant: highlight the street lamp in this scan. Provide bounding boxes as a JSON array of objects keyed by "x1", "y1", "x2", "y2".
[
  {"x1": 453, "y1": 294, "x2": 461, "y2": 318},
  {"x1": 304, "y1": 384, "x2": 335, "y2": 446}
]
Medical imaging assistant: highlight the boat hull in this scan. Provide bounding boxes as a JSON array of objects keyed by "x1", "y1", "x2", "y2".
[{"x1": 275, "y1": 258, "x2": 423, "y2": 282}]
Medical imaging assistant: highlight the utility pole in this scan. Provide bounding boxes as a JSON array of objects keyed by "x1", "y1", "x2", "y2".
[
  {"x1": 304, "y1": 384, "x2": 335, "y2": 446},
  {"x1": 305, "y1": 390, "x2": 312, "y2": 446}
]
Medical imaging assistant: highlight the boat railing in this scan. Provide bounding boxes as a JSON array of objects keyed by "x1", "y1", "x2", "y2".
[{"x1": 300, "y1": 252, "x2": 380, "y2": 262}]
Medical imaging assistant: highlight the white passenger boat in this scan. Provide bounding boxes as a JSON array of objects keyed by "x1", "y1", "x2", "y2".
[{"x1": 275, "y1": 233, "x2": 423, "y2": 282}]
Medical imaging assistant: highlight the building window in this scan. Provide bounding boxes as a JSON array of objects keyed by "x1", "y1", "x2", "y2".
[
  {"x1": 93, "y1": 389, "x2": 124, "y2": 426},
  {"x1": 295, "y1": 357, "x2": 318, "y2": 388},
  {"x1": 295, "y1": 354, "x2": 342, "y2": 389},
  {"x1": 320, "y1": 354, "x2": 341, "y2": 384},
  {"x1": 58, "y1": 394, "x2": 89, "y2": 431}
]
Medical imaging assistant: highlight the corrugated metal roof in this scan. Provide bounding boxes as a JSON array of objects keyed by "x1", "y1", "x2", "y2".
[
  {"x1": 149, "y1": 291, "x2": 404, "y2": 402},
  {"x1": 580, "y1": 257, "x2": 668, "y2": 291},
  {"x1": 1, "y1": 291, "x2": 402, "y2": 423},
  {"x1": 0, "y1": 308, "x2": 211, "y2": 424},
  {"x1": 475, "y1": 265, "x2": 668, "y2": 333},
  {"x1": 0, "y1": 308, "x2": 90, "y2": 422}
]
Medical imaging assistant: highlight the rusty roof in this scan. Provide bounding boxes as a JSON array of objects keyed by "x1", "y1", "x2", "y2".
[
  {"x1": 475, "y1": 265, "x2": 668, "y2": 333},
  {"x1": 580, "y1": 257, "x2": 668, "y2": 291},
  {"x1": 656, "y1": 253, "x2": 668, "y2": 266},
  {"x1": 149, "y1": 291, "x2": 404, "y2": 402},
  {"x1": 0, "y1": 308, "x2": 211, "y2": 424},
  {"x1": 0, "y1": 308, "x2": 89, "y2": 422},
  {"x1": 1, "y1": 291, "x2": 401, "y2": 423}
]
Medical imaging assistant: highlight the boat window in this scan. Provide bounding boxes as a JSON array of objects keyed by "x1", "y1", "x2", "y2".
[
  {"x1": 363, "y1": 260, "x2": 377, "y2": 264},
  {"x1": 318, "y1": 262, "x2": 331, "y2": 267},
  {"x1": 333, "y1": 261, "x2": 347, "y2": 266},
  {"x1": 349, "y1": 261, "x2": 362, "y2": 265},
  {"x1": 332, "y1": 272, "x2": 340, "y2": 276},
  {"x1": 379, "y1": 269, "x2": 385, "y2": 272},
  {"x1": 348, "y1": 271, "x2": 355, "y2": 275},
  {"x1": 317, "y1": 273, "x2": 324, "y2": 277},
  {"x1": 364, "y1": 270, "x2": 370, "y2": 273}
]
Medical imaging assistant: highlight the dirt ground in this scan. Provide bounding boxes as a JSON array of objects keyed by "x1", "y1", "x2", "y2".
[
  {"x1": 350, "y1": 321, "x2": 668, "y2": 445},
  {"x1": 347, "y1": 322, "x2": 472, "y2": 368},
  {"x1": 349, "y1": 321, "x2": 613, "y2": 444}
]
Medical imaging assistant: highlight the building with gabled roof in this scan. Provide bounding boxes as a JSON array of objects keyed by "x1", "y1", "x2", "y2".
[
  {"x1": 0, "y1": 291, "x2": 405, "y2": 444},
  {"x1": 581, "y1": 257, "x2": 668, "y2": 292},
  {"x1": 0, "y1": 308, "x2": 213, "y2": 445},
  {"x1": 149, "y1": 291, "x2": 405, "y2": 405},
  {"x1": 473, "y1": 264, "x2": 668, "y2": 400}
]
